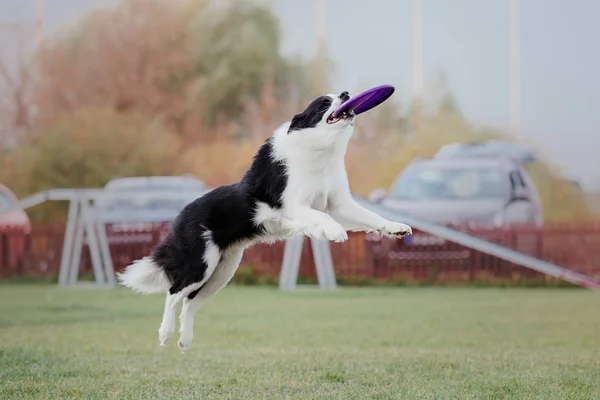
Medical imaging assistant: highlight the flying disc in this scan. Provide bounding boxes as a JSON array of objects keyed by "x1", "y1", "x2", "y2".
[{"x1": 332, "y1": 84, "x2": 395, "y2": 118}]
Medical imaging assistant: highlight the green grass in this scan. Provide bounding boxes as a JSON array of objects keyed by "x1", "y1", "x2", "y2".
[{"x1": 0, "y1": 285, "x2": 599, "y2": 399}]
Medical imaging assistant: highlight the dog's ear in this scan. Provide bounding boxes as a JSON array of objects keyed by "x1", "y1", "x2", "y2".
[
  {"x1": 287, "y1": 96, "x2": 333, "y2": 134},
  {"x1": 288, "y1": 112, "x2": 309, "y2": 133}
]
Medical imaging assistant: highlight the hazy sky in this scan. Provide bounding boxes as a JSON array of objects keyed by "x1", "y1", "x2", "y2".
[{"x1": 2, "y1": 0, "x2": 599, "y2": 189}]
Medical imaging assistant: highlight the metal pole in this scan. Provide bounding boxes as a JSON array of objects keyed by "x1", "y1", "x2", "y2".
[
  {"x1": 93, "y1": 206, "x2": 116, "y2": 286},
  {"x1": 316, "y1": 0, "x2": 327, "y2": 55},
  {"x1": 36, "y1": 0, "x2": 45, "y2": 49},
  {"x1": 509, "y1": 0, "x2": 521, "y2": 138},
  {"x1": 68, "y1": 201, "x2": 86, "y2": 286},
  {"x1": 279, "y1": 235, "x2": 304, "y2": 290},
  {"x1": 82, "y1": 199, "x2": 107, "y2": 285},
  {"x1": 314, "y1": 0, "x2": 329, "y2": 92},
  {"x1": 413, "y1": 0, "x2": 423, "y2": 135},
  {"x1": 58, "y1": 198, "x2": 79, "y2": 286},
  {"x1": 311, "y1": 238, "x2": 337, "y2": 289}
]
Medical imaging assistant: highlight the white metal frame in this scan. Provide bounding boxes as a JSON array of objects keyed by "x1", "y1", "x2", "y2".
[{"x1": 279, "y1": 235, "x2": 337, "y2": 290}]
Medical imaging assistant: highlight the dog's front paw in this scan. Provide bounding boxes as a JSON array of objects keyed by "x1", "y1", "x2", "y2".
[
  {"x1": 303, "y1": 221, "x2": 347, "y2": 242},
  {"x1": 380, "y1": 222, "x2": 412, "y2": 238},
  {"x1": 322, "y1": 221, "x2": 348, "y2": 243},
  {"x1": 303, "y1": 225, "x2": 325, "y2": 241}
]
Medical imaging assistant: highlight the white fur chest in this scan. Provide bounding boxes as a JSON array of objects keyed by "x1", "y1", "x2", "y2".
[
  {"x1": 251, "y1": 158, "x2": 343, "y2": 243},
  {"x1": 284, "y1": 157, "x2": 342, "y2": 212}
]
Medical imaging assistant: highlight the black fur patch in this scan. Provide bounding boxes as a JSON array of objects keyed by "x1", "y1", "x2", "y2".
[
  {"x1": 151, "y1": 137, "x2": 288, "y2": 295},
  {"x1": 288, "y1": 96, "x2": 333, "y2": 133},
  {"x1": 241, "y1": 138, "x2": 288, "y2": 209}
]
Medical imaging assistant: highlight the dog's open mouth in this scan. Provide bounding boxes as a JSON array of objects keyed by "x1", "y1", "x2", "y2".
[{"x1": 327, "y1": 110, "x2": 354, "y2": 124}]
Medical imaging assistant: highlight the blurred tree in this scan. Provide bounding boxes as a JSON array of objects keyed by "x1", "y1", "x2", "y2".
[
  {"x1": 1, "y1": 107, "x2": 180, "y2": 221},
  {"x1": 526, "y1": 161, "x2": 594, "y2": 222},
  {"x1": 352, "y1": 95, "x2": 406, "y2": 145},
  {"x1": 34, "y1": 0, "x2": 192, "y2": 133},
  {"x1": 303, "y1": 53, "x2": 335, "y2": 100},
  {"x1": 186, "y1": 1, "x2": 312, "y2": 127},
  {"x1": 429, "y1": 71, "x2": 462, "y2": 117},
  {"x1": 33, "y1": 0, "x2": 314, "y2": 143},
  {"x1": 0, "y1": 31, "x2": 35, "y2": 151}
]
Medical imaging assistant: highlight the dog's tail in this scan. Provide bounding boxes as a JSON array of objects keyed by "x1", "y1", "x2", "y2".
[{"x1": 117, "y1": 256, "x2": 170, "y2": 294}]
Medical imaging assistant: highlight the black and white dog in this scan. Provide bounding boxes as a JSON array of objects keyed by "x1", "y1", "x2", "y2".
[{"x1": 117, "y1": 91, "x2": 412, "y2": 353}]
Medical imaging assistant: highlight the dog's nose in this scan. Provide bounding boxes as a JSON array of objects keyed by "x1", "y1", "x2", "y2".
[{"x1": 339, "y1": 91, "x2": 350, "y2": 102}]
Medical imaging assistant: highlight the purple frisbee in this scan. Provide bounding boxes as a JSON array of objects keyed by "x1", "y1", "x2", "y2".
[{"x1": 332, "y1": 84, "x2": 395, "y2": 118}]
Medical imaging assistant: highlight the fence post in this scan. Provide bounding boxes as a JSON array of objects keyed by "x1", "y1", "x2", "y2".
[
  {"x1": 58, "y1": 198, "x2": 80, "y2": 287},
  {"x1": 22, "y1": 229, "x2": 31, "y2": 276},
  {"x1": 93, "y1": 208, "x2": 115, "y2": 286},
  {"x1": 279, "y1": 235, "x2": 304, "y2": 290},
  {"x1": 81, "y1": 199, "x2": 106, "y2": 285},
  {"x1": 0, "y1": 231, "x2": 7, "y2": 278},
  {"x1": 68, "y1": 202, "x2": 86, "y2": 286},
  {"x1": 311, "y1": 238, "x2": 337, "y2": 289}
]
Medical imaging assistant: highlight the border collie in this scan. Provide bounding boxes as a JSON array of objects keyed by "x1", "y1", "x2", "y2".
[{"x1": 117, "y1": 91, "x2": 412, "y2": 353}]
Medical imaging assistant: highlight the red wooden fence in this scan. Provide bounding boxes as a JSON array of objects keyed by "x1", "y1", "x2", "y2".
[{"x1": 1, "y1": 223, "x2": 600, "y2": 286}]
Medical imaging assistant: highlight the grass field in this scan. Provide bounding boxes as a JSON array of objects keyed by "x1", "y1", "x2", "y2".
[{"x1": 0, "y1": 284, "x2": 599, "y2": 399}]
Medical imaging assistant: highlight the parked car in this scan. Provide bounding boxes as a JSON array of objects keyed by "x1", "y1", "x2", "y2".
[
  {"x1": 94, "y1": 175, "x2": 208, "y2": 244},
  {"x1": 434, "y1": 140, "x2": 537, "y2": 164},
  {"x1": 370, "y1": 156, "x2": 543, "y2": 229},
  {"x1": 0, "y1": 184, "x2": 31, "y2": 272},
  {"x1": 0, "y1": 184, "x2": 31, "y2": 232},
  {"x1": 366, "y1": 142, "x2": 544, "y2": 261}
]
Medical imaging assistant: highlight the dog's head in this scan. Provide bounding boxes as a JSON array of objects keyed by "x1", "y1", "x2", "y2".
[{"x1": 287, "y1": 92, "x2": 355, "y2": 142}]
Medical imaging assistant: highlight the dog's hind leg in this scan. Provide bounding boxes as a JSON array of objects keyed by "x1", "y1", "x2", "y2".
[
  {"x1": 158, "y1": 292, "x2": 178, "y2": 346},
  {"x1": 158, "y1": 232, "x2": 222, "y2": 347},
  {"x1": 158, "y1": 281, "x2": 208, "y2": 347},
  {"x1": 158, "y1": 286, "x2": 197, "y2": 346},
  {"x1": 177, "y1": 246, "x2": 244, "y2": 353}
]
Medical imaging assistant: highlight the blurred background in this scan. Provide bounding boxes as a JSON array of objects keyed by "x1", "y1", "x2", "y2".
[{"x1": 1, "y1": 0, "x2": 600, "y2": 286}]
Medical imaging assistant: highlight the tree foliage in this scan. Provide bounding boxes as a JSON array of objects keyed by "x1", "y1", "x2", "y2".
[
  {"x1": 0, "y1": 28, "x2": 35, "y2": 151},
  {"x1": 33, "y1": 0, "x2": 314, "y2": 143},
  {"x1": 1, "y1": 107, "x2": 181, "y2": 221}
]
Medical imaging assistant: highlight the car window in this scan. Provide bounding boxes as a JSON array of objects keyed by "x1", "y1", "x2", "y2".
[
  {"x1": 0, "y1": 192, "x2": 15, "y2": 212},
  {"x1": 390, "y1": 165, "x2": 510, "y2": 200},
  {"x1": 512, "y1": 170, "x2": 526, "y2": 188}
]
